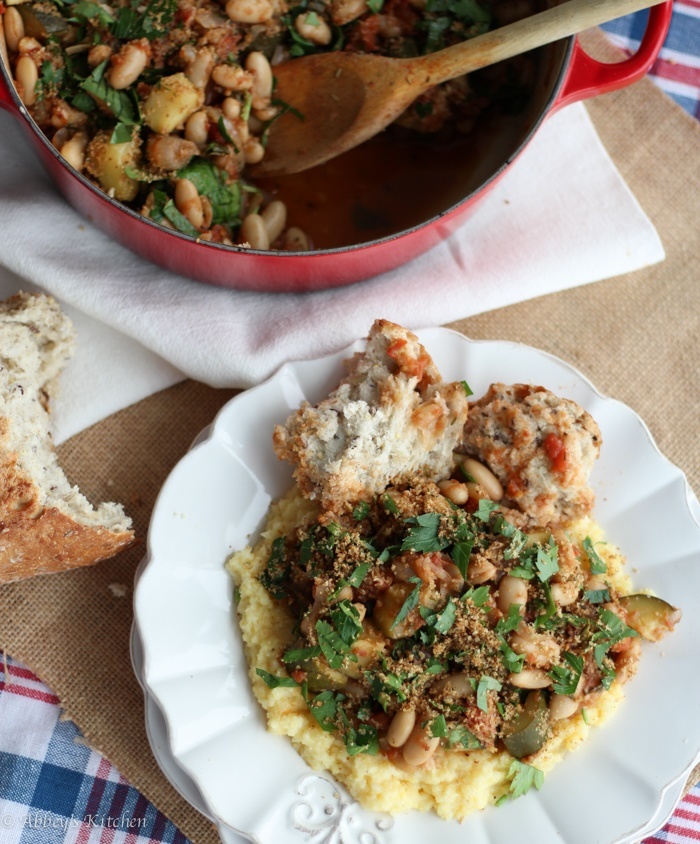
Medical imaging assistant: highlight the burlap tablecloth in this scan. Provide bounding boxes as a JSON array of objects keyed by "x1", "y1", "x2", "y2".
[{"x1": 0, "y1": 30, "x2": 697, "y2": 844}]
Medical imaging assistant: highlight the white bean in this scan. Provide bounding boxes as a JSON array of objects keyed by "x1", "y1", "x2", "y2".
[
  {"x1": 549, "y1": 694, "x2": 579, "y2": 721},
  {"x1": 402, "y1": 722, "x2": 440, "y2": 766},
  {"x1": 550, "y1": 581, "x2": 579, "y2": 607},
  {"x1": 433, "y1": 672, "x2": 474, "y2": 697},
  {"x1": 245, "y1": 50, "x2": 273, "y2": 109},
  {"x1": 465, "y1": 481, "x2": 488, "y2": 501},
  {"x1": 50, "y1": 99, "x2": 88, "y2": 129},
  {"x1": 0, "y1": 14, "x2": 8, "y2": 73},
  {"x1": 222, "y1": 97, "x2": 241, "y2": 120},
  {"x1": 497, "y1": 574, "x2": 528, "y2": 615},
  {"x1": 295, "y1": 12, "x2": 333, "y2": 45},
  {"x1": 509, "y1": 623, "x2": 560, "y2": 668},
  {"x1": 3, "y1": 7, "x2": 24, "y2": 53},
  {"x1": 387, "y1": 709, "x2": 416, "y2": 748},
  {"x1": 211, "y1": 63, "x2": 251, "y2": 92},
  {"x1": 107, "y1": 40, "x2": 150, "y2": 90},
  {"x1": 184, "y1": 110, "x2": 209, "y2": 146},
  {"x1": 438, "y1": 478, "x2": 469, "y2": 505},
  {"x1": 17, "y1": 36, "x2": 41, "y2": 54},
  {"x1": 239, "y1": 213, "x2": 269, "y2": 250},
  {"x1": 261, "y1": 200, "x2": 287, "y2": 242},
  {"x1": 283, "y1": 226, "x2": 309, "y2": 251},
  {"x1": 15, "y1": 55, "x2": 38, "y2": 106},
  {"x1": 253, "y1": 104, "x2": 278, "y2": 122},
  {"x1": 59, "y1": 131, "x2": 88, "y2": 171},
  {"x1": 185, "y1": 47, "x2": 214, "y2": 90},
  {"x1": 460, "y1": 457, "x2": 504, "y2": 501},
  {"x1": 243, "y1": 138, "x2": 265, "y2": 164},
  {"x1": 146, "y1": 134, "x2": 199, "y2": 171},
  {"x1": 330, "y1": 0, "x2": 367, "y2": 25},
  {"x1": 225, "y1": 0, "x2": 273, "y2": 23},
  {"x1": 467, "y1": 556, "x2": 497, "y2": 585},
  {"x1": 509, "y1": 668, "x2": 551, "y2": 689},
  {"x1": 87, "y1": 44, "x2": 112, "y2": 67},
  {"x1": 232, "y1": 116, "x2": 249, "y2": 143},
  {"x1": 174, "y1": 178, "x2": 204, "y2": 229}
]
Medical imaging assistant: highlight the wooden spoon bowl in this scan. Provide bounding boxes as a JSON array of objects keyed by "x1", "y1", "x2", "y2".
[{"x1": 253, "y1": 0, "x2": 665, "y2": 177}]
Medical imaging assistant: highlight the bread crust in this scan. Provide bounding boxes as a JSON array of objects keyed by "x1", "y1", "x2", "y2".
[
  {"x1": 0, "y1": 506, "x2": 135, "y2": 582},
  {"x1": 0, "y1": 292, "x2": 135, "y2": 583}
]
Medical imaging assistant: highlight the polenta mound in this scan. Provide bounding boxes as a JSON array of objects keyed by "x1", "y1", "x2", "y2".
[{"x1": 227, "y1": 486, "x2": 632, "y2": 821}]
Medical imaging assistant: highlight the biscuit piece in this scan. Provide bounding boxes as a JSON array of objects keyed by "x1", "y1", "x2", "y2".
[
  {"x1": 273, "y1": 320, "x2": 469, "y2": 508},
  {"x1": 0, "y1": 292, "x2": 135, "y2": 583},
  {"x1": 461, "y1": 383, "x2": 601, "y2": 526}
]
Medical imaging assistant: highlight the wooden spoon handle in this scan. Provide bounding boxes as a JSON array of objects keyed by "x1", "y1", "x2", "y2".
[{"x1": 413, "y1": 0, "x2": 667, "y2": 87}]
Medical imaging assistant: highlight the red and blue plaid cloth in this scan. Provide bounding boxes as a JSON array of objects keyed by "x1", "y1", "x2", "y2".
[
  {"x1": 601, "y1": 2, "x2": 700, "y2": 119},
  {"x1": 1, "y1": 9, "x2": 698, "y2": 843},
  {"x1": 0, "y1": 655, "x2": 188, "y2": 844},
  {"x1": 1, "y1": 647, "x2": 700, "y2": 842}
]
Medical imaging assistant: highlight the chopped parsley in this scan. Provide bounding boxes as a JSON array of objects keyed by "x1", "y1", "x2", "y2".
[
  {"x1": 498, "y1": 760, "x2": 545, "y2": 804},
  {"x1": 548, "y1": 652, "x2": 583, "y2": 695},
  {"x1": 259, "y1": 535, "x2": 288, "y2": 599},
  {"x1": 401, "y1": 512, "x2": 448, "y2": 552},
  {"x1": 583, "y1": 537, "x2": 607, "y2": 575},
  {"x1": 391, "y1": 576, "x2": 423, "y2": 630},
  {"x1": 476, "y1": 675, "x2": 502, "y2": 712},
  {"x1": 256, "y1": 668, "x2": 298, "y2": 689},
  {"x1": 316, "y1": 619, "x2": 357, "y2": 669},
  {"x1": 353, "y1": 501, "x2": 370, "y2": 520}
]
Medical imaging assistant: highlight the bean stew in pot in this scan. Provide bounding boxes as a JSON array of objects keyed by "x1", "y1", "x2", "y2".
[{"x1": 0, "y1": 0, "x2": 541, "y2": 250}]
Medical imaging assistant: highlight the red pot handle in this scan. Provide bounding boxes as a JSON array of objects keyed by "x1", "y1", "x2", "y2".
[{"x1": 553, "y1": 0, "x2": 673, "y2": 111}]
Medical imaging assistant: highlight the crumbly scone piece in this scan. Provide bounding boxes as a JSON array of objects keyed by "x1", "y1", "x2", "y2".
[
  {"x1": 273, "y1": 320, "x2": 469, "y2": 508},
  {"x1": 460, "y1": 383, "x2": 601, "y2": 527},
  {"x1": 0, "y1": 292, "x2": 135, "y2": 583}
]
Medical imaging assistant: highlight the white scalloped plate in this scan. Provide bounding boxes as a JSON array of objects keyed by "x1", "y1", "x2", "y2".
[{"x1": 134, "y1": 328, "x2": 700, "y2": 844}]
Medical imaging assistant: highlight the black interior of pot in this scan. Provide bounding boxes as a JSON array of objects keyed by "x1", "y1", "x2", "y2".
[{"x1": 258, "y1": 37, "x2": 571, "y2": 251}]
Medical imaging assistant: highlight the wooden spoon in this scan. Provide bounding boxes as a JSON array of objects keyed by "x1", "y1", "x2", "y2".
[{"x1": 252, "y1": 0, "x2": 664, "y2": 177}]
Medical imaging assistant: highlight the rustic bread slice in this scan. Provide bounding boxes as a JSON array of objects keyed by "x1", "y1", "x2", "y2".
[
  {"x1": 0, "y1": 292, "x2": 135, "y2": 583},
  {"x1": 273, "y1": 319, "x2": 469, "y2": 508}
]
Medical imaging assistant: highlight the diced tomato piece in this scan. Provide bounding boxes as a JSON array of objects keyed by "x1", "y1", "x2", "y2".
[{"x1": 543, "y1": 432, "x2": 567, "y2": 474}]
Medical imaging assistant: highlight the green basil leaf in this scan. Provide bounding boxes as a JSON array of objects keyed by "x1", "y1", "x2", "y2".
[
  {"x1": 176, "y1": 157, "x2": 242, "y2": 226},
  {"x1": 81, "y1": 62, "x2": 140, "y2": 124}
]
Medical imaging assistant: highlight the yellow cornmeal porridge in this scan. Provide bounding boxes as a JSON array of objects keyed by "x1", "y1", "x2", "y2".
[{"x1": 227, "y1": 486, "x2": 633, "y2": 821}]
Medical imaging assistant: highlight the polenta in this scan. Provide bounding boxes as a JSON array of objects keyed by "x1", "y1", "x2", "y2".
[{"x1": 227, "y1": 483, "x2": 659, "y2": 820}]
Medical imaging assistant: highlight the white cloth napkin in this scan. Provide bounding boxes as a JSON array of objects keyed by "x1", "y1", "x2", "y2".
[{"x1": 0, "y1": 100, "x2": 664, "y2": 444}]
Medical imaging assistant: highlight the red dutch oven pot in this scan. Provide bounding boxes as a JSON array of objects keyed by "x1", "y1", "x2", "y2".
[{"x1": 0, "y1": 5, "x2": 672, "y2": 293}]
